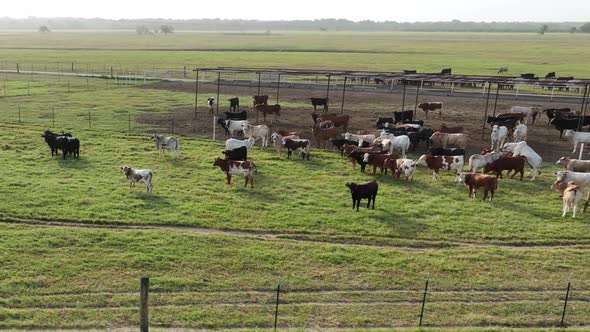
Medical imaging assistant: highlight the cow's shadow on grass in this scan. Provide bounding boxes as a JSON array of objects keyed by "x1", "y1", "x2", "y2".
[
  {"x1": 133, "y1": 192, "x2": 171, "y2": 207},
  {"x1": 55, "y1": 157, "x2": 92, "y2": 169}
]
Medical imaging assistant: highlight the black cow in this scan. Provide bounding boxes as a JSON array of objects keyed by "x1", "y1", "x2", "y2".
[
  {"x1": 545, "y1": 72, "x2": 556, "y2": 79},
  {"x1": 440, "y1": 68, "x2": 452, "y2": 75},
  {"x1": 222, "y1": 146, "x2": 247, "y2": 161},
  {"x1": 551, "y1": 117, "x2": 590, "y2": 138},
  {"x1": 310, "y1": 97, "x2": 329, "y2": 112},
  {"x1": 486, "y1": 117, "x2": 520, "y2": 132},
  {"x1": 41, "y1": 130, "x2": 69, "y2": 156},
  {"x1": 428, "y1": 147, "x2": 465, "y2": 156},
  {"x1": 56, "y1": 135, "x2": 80, "y2": 159},
  {"x1": 543, "y1": 108, "x2": 572, "y2": 125},
  {"x1": 376, "y1": 117, "x2": 394, "y2": 129},
  {"x1": 224, "y1": 110, "x2": 247, "y2": 120},
  {"x1": 345, "y1": 180, "x2": 378, "y2": 211},
  {"x1": 393, "y1": 110, "x2": 414, "y2": 123},
  {"x1": 520, "y1": 73, "x2": 537, "y2": 79},
  {"x1": 217, "y1": 118, "x2": 230, "y2": 136},
  {"x1": 403, "y1": 70, "x2": 417, "y2": 74},
  {"x1": 228, "y1": 97, "x2": 240, "y2": 112},
  {"x1": 415, "y1": 127, "x2": 435, "y2": 150}
]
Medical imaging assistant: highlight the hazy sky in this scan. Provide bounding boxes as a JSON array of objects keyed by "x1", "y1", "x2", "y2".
[{"x1": 4, "y1": 0, "x2": 589, "y2": 22}]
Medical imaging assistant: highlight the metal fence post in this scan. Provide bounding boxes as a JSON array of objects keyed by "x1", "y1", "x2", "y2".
[
  {"x1": 88, "y1": 111, "x2": 91, "y2": 129},
  {"x1": 128, "y1": 112, "x2": 132, "y2": 132},
  {"x1": 274, "y1": 278, "x2": 281, "y2": 331},
  {"x1": 18, "y1": 105, "x2": 21, "y2": 124},
  {"x1": 52, "y1": 107, "x2": 55, "y2": 127},
  {"x1": 419, "y1": 274, "x2": 430, "y2": 327},
  {"x1": 561, "y1": 274, "x2": 572, "y2": 328},
  {"x1": 213, "y1": 116, "x2": 216, "y2": 141},
  {"x1": 140, "y1": 276, "x2": 150, "y2": 332}
]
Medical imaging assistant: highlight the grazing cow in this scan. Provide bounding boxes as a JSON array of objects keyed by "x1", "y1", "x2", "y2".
[
  {"x1": 312, "y1": 125, "x2": 341, "y2": 149},
  {"x1": 151, "y1": 135, "x2": 180, "y2": 159},
  {"x1": 440, "y1": 68, "x2": 452, "y2": 75},
  {"x1": 564, "y1": 130, "x2": 590, "y2": 153},
  {"x1": 376, "y1": 117, "x2": 394, "y2": 129},
  {"x1": 498, "y1": 67, "x2": 508, "y2": 74},
  {"x1": 316, "y1": 114, "x2": 350, "y2": 132},
  {"x1": 395, "y1": 158, "x2": 417, "y2": 181},
  {"x1": 283, "y1": 138, "x2": 311, "y2": 160},
  {"x1": 551, "y1": 180, "x2": 584, "y2": 217},
  {"x1": 225, "y1": 137, "x2": 256, "y2": 152},
  {"x1": 379, "y1": 133, "x2": 410, "y2": 158},
  {"x1": 430, "y1": 132, "x2": 467, "y2": 149},
  {"x1": 429, "y1": 147, "x2": 465, "y2": 156},
  {"x1": 243, "y1": 124, "x2": 270, "y2": 148},
  {"x1": 513, "y1": 123, "x2": 528, "y2": 142},
  {"x1": 483, "y1": 156, "x2": 526, "y2": 180},
  {"x1": 228, "y1": 97, "x2": 240, "y2": 112},
  {"x1": 310, "y1": 97, "x2": 329, "y2": 112},
  {"x1": 253, "y1": 95, "x2": 269, "y2": 107},
  {"x1": 416, "y1": 155, "x2": 464, "y2": 180},
  {"x1": 468, "y1": 151, "x2": 503, "y2": 173},
  {"x1": 502, "y1": 142, "x2": 542, "y2": 180},
  {"x1": 393, "y1": 110, "x2": 414, "y2": 123},
  {"x1": 222, "y1": 146, "x2": 248, "y2": 161},
  {"x1": 520, "y1": 73, "x2": 537, "y2": 79},
  {"x1": 345, "y1": 181, "x2": 378, "y2": 211},
  {"x1": 121, "y1": 166, "x2": 153, "y2": 193},
  {"x1": 418, "y1": 102, "x2": 443, "y2": 119},
  {"x1": 271, "y1": 133, "x2": 300, "y2": 156},
  {"x1": 456, "y1": 173, "x2": 498, "y2": 201},
  {"x1": 207, "y1": 97, "x2": 215, "y2": 114},
  {"x1": 344, "y1": 133, "x2": 376, "y2": 147},
  {"x1": 543, "y1": 108, "x2": 572, "y2": 125},
  {"x1": 510, "y1": 106, "x2": 540, "y2": 125},
  {"x1": 439, "y1": 124, "x2": 464, "y2": 134},
  {"x1": 545, "y1": 72, "x2": 556, "y2": 79},
  {"x1": 224, "y1": 110, "x2": 248, "y2": 121},
  {"x1": 225, "y1": 120, "x2": 249, "y2": 137},
  {"x1": 213, "y1": 158, "x2": 256, "y2": 188},
  {"x1": 490, "y1": 125, "x2": 508, "y2": 150},
  {"x1": 556, "y1": 157, "x2": 590, "y2": 172},
  {"x1": 345, "y1": 145, "x2": 383, "y2": 169},
  {"x1": 255, "y1": 104, "x2": 281, "y2": 123},
  {"x1": 362, "y1": 152, "x2": 396, "y2": 175}
]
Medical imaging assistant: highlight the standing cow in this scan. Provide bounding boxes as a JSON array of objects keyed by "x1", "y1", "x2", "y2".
[
  {"x1": 151, "y1": 135, "x2": 180, "y2": 159},
  {"x1": 345, "y1": 180, "x2": 378, "y2": 211}
]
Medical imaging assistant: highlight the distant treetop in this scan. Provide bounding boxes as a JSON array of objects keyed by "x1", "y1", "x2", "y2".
[{"x1": 38, "y1": 25, "x2": 50, "y2": 33}]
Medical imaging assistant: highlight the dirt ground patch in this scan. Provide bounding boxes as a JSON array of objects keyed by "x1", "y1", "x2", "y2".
[{"x1": 139, "y1": 81, "x2": 585, "y2": 161}]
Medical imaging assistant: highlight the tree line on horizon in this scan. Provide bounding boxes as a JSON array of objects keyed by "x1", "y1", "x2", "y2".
[{"x1": 2, "y1": 17, "x2": 590, "y2": 33}]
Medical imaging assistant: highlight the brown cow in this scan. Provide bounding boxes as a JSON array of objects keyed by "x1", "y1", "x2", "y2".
[
  {"x1": 255, "y1": 104, "x2": 281, "y2": 123},
  {"x1": 363, "y1": 152, "x2": 397, "y2": 175},
  {"x1": 483, "y1": 156, "x2": 526, "y2": 180},
  {"x1": 312, "y1": 125, "x2": 340, "y2": 149},
  {"x1": 213, "y1": 158, "x2": 256, "y2": 188},
  {"x1": 430, "y1": 132, "x2": 468, "y2": 149},
  {"x1": 456, "y1": 173, "x2": 498, "y2": 201},
  {"x1": 418, "y1": 102, "x2": 443, "y2": 119},
  {"x1": 275, "y1": 130, "x2": 303, "y2": 139},
  {"x1": 416, "y1": 155, "x2": 464, "y2": 180},
  {"x1": 316, "y1": 114, "x2": 350, "y2": 132},
  {"x1": 344, "y1": 145, "x2": 382, "y2": 169},
  {"x1": 253, "y1": 95, "x2": 269, "y2": 107},
  {"x1": 439, "y1": 124, "x2": 464, "y2": 134}
]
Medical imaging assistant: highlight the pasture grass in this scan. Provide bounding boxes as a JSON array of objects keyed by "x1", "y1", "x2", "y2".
[
  {"x1": 1, "y1": 31, "x2": 589, "y2": 77},
  {"x1": 0, "y1": 223, "x2": 589, "y2": 329}
]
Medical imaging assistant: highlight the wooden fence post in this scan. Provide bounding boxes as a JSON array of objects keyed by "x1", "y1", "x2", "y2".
[{"x1": 140, "y1": 276, "x2": 150, "y2": 332}]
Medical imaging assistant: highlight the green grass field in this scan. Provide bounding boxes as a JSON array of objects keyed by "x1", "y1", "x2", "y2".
[{"x1": 1, "y1": 31, "x2": 590, "y2": 330}]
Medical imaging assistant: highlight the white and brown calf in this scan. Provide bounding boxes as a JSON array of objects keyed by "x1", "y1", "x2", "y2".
[
  {"x1": 395, "y1": 158, "x2": 417, "y2": 181},
  {"x1": 416, "y1": 154, "x2": 464, "y2": 180},
  {"x1": 151, "y1": 135, "x2": 179, "y2": 159},
  {"x1": 213, "y1": 158, "x2": 256, "y2": 188},
  {"x1": 121, "y1": 166, "x2": 153, "y2": 193}
]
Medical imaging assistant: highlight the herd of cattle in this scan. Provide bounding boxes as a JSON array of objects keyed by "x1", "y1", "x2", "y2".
[{"x1": 40, "y1": 96, "x2": 590, "y2": 218}]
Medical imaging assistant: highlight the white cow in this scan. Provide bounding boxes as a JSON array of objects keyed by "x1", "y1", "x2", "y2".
[
  {"x1": 396, "y1": 158, "x2": 417, "y2": 181},
  {"x1": 225, "y1": 138, "x2": 256, "y2": 152},
  {"x1": 502, "y1": 142, "x2": 542, "y2": 180},
  {"x1": 555, "y1": 171, "x2": 590, "y2": 189},
  {"x1": 151, "y1": 135, "x2": 180, "y2": 159},
  {"x1": 379, "y1": 133, "x2": 410, "y2": 158},
  {"x1": 510, "y1": 106, "x2": 540, "y2": 125},
  {"x1": 563, "y1": 130, "x2": 590, "y2": 153},
  {"x1": 121, "y1": 166, "x2": 153, "y2": 193},
  {"x1": 243, "y1": 124, "x2": 270, "y2": 148},
  {"x1": 513, "y1": 123, "x2": 528, "y2": 142},
  {"x1": 225, "y1": 120, "x2": 249, "y2": 137},
  {"x1": 468, "y1": 151, "x2": 504, "y2": 173},
  {"x1": 490, "y1": 125, "x2": 508, "y2": 150},
  {"x1": 344, "y1": 132, "x2": 376, "y2": 147}
]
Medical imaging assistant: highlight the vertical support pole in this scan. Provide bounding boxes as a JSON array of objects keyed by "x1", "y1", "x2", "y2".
[
  {"x1": 52, "y1": 107, "x2": 55, "y2": 127},
  {"x1": 341, "y1": 76, "x2": 347, "y2": 115},
  {"x1": 194, "y1": 69, "x2": 199, "y2": 119},
  {"x1": 128, "y1": 112, "x2": 131, "y2": 132},
  {"x1": 578, "y1": 86, "x2": 589, "y2": 131},
  {"x1": 67, "y1": 81, "x2": 70, "y2": 93},
  {"x1": 274, "y1": 279, "x2": 281, "y2": 331},
  {"x1": 419, "y1": 274, "x2": 430, "y2": 327},
  {"x1": 326, "y1": 74, "x2": 331, "y2": 103},
  {"x1": 414, "y1": 85, "x2": 420, "y2": 115},
  {"x1": 579, "y1": 144, "x2": 584, "y2": 160},
  {"x1": 213, "y1": 116, "x2": 216, "y2": 141},
  {"x1": 481, "y1": 82, "x2": 492, "y2": 140},
  {"x1": 257, "y1": 72, "x2": 261, "y2": 96},
  {"x1": 551, "y1": 86, "x2": 555, "y2": 102},
  {"x1": 560, "y1": 274, "x2": 571, "y2": 329},
  {"x1": 276, "y1": 74, "x2": 281, "y2": 104},
  {"x1": 401, "y1": 81, "x2": 406, "y2": 111},
  {"x1": 18, "y1": 105, "x2": 21, "y2": 124},
  {"x1": 110, "y1": 66, "x2": 113, "y2": 78},
  {"x1": 183, "y1": 65, "x2": 186, "y2": 78},
  {"x1": 71, "y1": 62, "x2": 74, "y2": 73},
  {"x1": 492, "y1": 83, "x2": 500, "y2": 117},
  {"x1": 88, "y1": 111, "x2": 91, "y2": 129},
  {"x1": 515, "y1": 85, "x2": 520, "y2": 99},
  {"x1": 216, "y1": 72, "x2": 221, "y2": 115},
  {"x1": 27, "y1": 81, "x2": 30, "y2": 96},
  {"x1": 171, "y1": 117, "x2": 174, "y2": 135},
  {"x1": 16, "y1": 63, "x2": 19, "y2": 74},
  {"x1": 140, "y1": 276, "x2": 149, "y2": 332}
]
